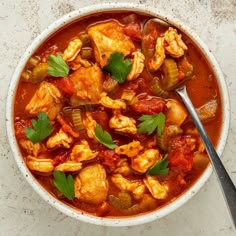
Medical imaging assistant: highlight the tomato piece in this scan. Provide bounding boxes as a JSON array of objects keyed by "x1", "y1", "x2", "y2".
[
  {"x1": 168, "y1": 136, "x2": 193, "y2": 173},
  {"x1": 130, "y1": 96, "x2": 165, "y2": 115},
  {"x1": 124, "y1": 22, "x2": 142, "y2": 40},
  {"x1": 52, "y1": 77, "x2": 76, "y2": 97},
  {"x1": 98, "y1": 150, "x2": 120, "y2": 172},
  {"x1": 14, "y1": 119, "x2": 32, "y2": 139},
  {"x1": 52, "y1": 151, "x2": 69, "y2": 166}
]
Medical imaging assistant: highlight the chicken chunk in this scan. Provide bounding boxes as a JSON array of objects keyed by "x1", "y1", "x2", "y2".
[
  {"x1": 111, "y1": 174, "x2": 146, "y2": 200},
  {"x1": 19, "y1": 139, "x2": 43, "y2": 156},
  {"x1": 109, "y1": 110, "x2": 137, "y2": 135},
  {"x1": 166, "y1": 100, "x2": 188, "y2": 126},
  {"x1": 148, "y1": 37, "x2": 165, "y2": 71},
  {"x1": 70, "y1": 64, "x2": 103, "y2": 105},
  {"x1": 115, "y1": 141, "x2": 143, "y2": 158},
  {"x1": 88, "y1": 21, "x2": 135, "y2": 67},
  {"x1": 164, "y1": 27, "x2": 187, "y2": 58},
  {"x1": 127, "y1": 51, "x2": 145, "y2": 81},
  {"x1": 70, "y1": 140, "x2": 98, "y2": 162},
  {"x1": 55, "y1": 161, "x2": 82, "y2": 172},
  {"x1": 69, "y1": 55, "x2": 92, "y2": 70},
  {"x1": 83, "y1": 112, "x2": 97, "y2": 139},
  {"x1": 27, "y1": 156, "x2": 54, "y2": 173},
  {"x1": 144, "y1": 175, "x2": 168, "y2": 199},
  {"x1": 100, "y1": 92, "x2": 126, "y2": 110},
  {"x1": 74, "y1": 164, "x2": 108, "y2": 205},
  {"x1": 46, "y1": 129, "x2": 73, "y2": 149},
  {"x1": 196, "y1": 99, "x2": 218, "y2": 122},
  {"x1": 113, "y1": 158, "x2": 131, "y2": 176},
  {"x1": 25, "y1": 82, "x2": 63, "y2": 120},
  {"x1": 131, "y1": 149, "x2": 160, "y2": 173},
  {"x1": 63, "y1": 38, "x2": 82, "y2": 62}
]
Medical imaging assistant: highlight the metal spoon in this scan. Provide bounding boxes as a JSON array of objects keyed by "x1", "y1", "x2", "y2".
[
  {"x1": 142, "y1": 17, "x2": 236, "y2": 226},
  {"x1": 176, "y1": 86, "x2": 236, "y2": 226}
]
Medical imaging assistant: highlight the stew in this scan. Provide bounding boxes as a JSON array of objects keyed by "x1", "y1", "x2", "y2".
[{"x1": 14, "y1": 11, "x2": 222, "y2": 217}]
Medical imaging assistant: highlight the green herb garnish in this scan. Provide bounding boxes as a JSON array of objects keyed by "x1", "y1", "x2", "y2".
[
  {"x1": 53, "y1": 171, "x2": 75, "y2": 200},
  {"x1": 147, "y1": 155, "x2": 169, "y2": 175},
  {"x1": 47, "y1": 54, "x2": 69, "y2": 77},
  {"x1": 138, "y1": 112, "x2": 166, "y2": 136},
  {"x1": 95, "y1": 124, "x2": 118, "y2": 149},
  {"x1": 25, "y1": 112, "x2": 53, "y2": 144},
  {"x1": 103, "y1": 52, "x2": 132, "y2": 83}
]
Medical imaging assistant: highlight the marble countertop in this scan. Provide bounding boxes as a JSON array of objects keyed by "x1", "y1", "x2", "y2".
[{"x1": 0, "y1": 0, "x2": 236, "y2": 235}]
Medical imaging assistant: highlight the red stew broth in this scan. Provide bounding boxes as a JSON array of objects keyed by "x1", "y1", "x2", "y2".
[{"x1": 14, "y1": 11, "x2": 222, "y2": 217}]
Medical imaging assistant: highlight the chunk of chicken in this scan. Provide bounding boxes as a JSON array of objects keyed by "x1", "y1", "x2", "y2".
[
  {"x1": 70, "y1": 140, "x2": 98, "y2": 162},
  {"x1": 69, "y1": 55, "x2": 92, "y2": 70},
  {"x1": 19, "y1": 139, "x2": 43, "y2": 156},
  {"x1": 83, "y1": 112, "x2": 97, "y2": 139},
  {"x1": 115, "y1": 141, "x2": 143, "y2": 158},
  {"x1": 55, "y1": 161, "x2": 82, "y2": 172},
  {"x1": 164, "y1": 27, "x2": 187, "y2": 58},
  {"x1": 109, "y1": 110, "x2": 137, "y2": 135},
  {"x1": 166, "y1": 100, "x2": 188, "y2": 126},
  {"x1": 113, "y1": 158, "x2": 131, "y2": 176},
  {"x1": 46, "y1": 129, "x2": 73, "y2": 149},
  {"x1": 196, "y1": 99, "x2": 218, "y2": 122},
  {"x1": 100, "y1": 92, "x2": 126, "y2": 110},
  {"x1": 70, "y1": 64, "x2": 103, "y2": 105},
  {"x1": 25, "y1": 82, "x2": 63, "y2": 120},
  {"x1": 27, "y1": 156, "x2": 54, "y2": 173},
  {"x1": 111, "y1": 174, "x2": 146, "y2": 200},
  {"x1": 74, "y1": 164, "x2": 108, "y2": 205},
  {"x1": 148, "y1": 37, "x2": 165, "y2": 71},
  {"x1": 127, "y1": 51, "x2": 145, "y2": 81},
  {"x1": 131, "y1": 149, "x2": 160, "y2": 173},
  {"x1": 63, "y1": 38, "x2": 83, "y2": 62},
  {"x1": 144, "y1": 175, "x2": 168, "y2": 199},
  {"x1": 88, "y1": 21, "x2": 135, "y2": 67}
]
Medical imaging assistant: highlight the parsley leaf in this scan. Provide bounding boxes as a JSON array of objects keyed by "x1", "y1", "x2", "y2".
[
  {"x1": 53, "y1": 171, "x2": 75, "y2": 200},
  {"x1": 25, "y1": 112, "x2": 53, "y2": 144},
  {"x1": 147, "y1": 155, "x2": 169, "y2": 175},
  {"x1": 95, "y1": 124, "x2": 118, "y2": 149},
  {"x1": 138, "y1": 112, "x2": 166, "y2": 136},
  {"x1": 47, "y1": 54, "x2": 69, "y2": 77},
  {"x1": 103, "y1": 52, "x2": 132, "y2": 83}
]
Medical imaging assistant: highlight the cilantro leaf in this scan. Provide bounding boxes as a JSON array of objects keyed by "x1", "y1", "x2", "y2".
[
  {"x1": 147, "y1": 155, "x2": 169, "y2": 175},
  {"x1": 53, "y1": 171, "x2": 75, "y2": 200},
  {"x1": 138, "y1": 112, "x2": 166, "y2": 136},
  {"x1": 25, "y1": 112, "x2": 53, "y2": 144},
  {"x1": 103, "y1": 52, "x2": 132, "y2": 83},
  {"x1": 95, "y1": 124, "x2": 118, "y2": 149},
  {"x1": 47, "y1": 54, "x2": 69, "y2": 77}
]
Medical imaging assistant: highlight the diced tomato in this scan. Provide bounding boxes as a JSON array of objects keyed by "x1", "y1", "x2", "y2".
[
  {"x1": 41, "y1": 45, "x2": 59, "y2": 63},
  {"x1": 167, "y1": 136, "x2": 193, "y2": 173},
  {"x1": 14, "y1": 119, "x2": 32, "y2": 139},
  {"x1": 124, "y1": 22, "x2": 142, "y2": 40},
  {"x1": 98, "y1": 150, "x2": 120, "y2": 172},
  {"x1": 52, "y1": 151, "x2": 69, "y2": 166},
  {"x1": 130, "y1": 96, "x2": 165, "y2": 115},
  {"x1": 52, "y1": 77, "x2": 76, "y2": 97}
]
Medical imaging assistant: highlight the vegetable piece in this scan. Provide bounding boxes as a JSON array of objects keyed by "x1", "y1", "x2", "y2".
[
  {"x1": 196, "y1": 99, "x2": 217, "y2": 122},
  {"x1": 103, "y1": 52, "x2": 132, "y2": 83},
  {"x1": 47, "y1": 54, "x2": 69, "y2": 77},
  {"x1": 79, "y1": 33, "x2": 90, "y2": 45},
  {"x1": 31, "y1": 63, "x2": 49, "y2": 83},
  {"x1": 28, "y1": 56, "x2": 40, "y2": 68},
  {"x1": 123, "y1": 22, "x2": 142, "y2": 40},
  {"x1": 150, "y1": 78, "x2": 168, "y2": 98},
  {"x1": 72, "y1": 109, "x2": 84, "y2": 132},
  {"x1": 147, "y1": 155, "x2": 169, "y2": 175},
  {"x1": 25, "y1": 112, "x2": 53, "y2": 144},
  {"x1": 95, "y1": 124, "x2": 118, "y2": 149},
  {"x1": 109, "y1": 192, "x2": 132, "y2": 209},
  {"x1": 63, "y1": 106, "x2": 73, "y2": 116},
  {"x1": 161, "y1": 58, "x2": 179, "y2": 90},
  {"x1": 53, "y1": 171, "x2": 75, "y2": 200},
  {"x1": 80, "y1": 48, "x2": 93, "y2": 59},
  {"x1": 52, "y1": 77, "x2": 75, "y2": 97},
  {"x1": 21, "y1": 70, "x2": 32, "y2": 82},
  {"x1": 193, "y1": 152, "x2": 209, "y2": 169},
  {"x1": 103, "y1": 76, "x2": 119, "y2": 93},
  {"x1": 138, "y1": 112, "x2": 165, "y2": 136}
]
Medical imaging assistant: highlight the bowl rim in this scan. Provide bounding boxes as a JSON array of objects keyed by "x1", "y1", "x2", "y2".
[{"x1": 6, "y1": 2, "x2": 230, "y2": 227}]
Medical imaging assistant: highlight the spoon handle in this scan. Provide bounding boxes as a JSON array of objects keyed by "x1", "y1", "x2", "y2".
[{"x1": 176, "y1": 86, "x2": 236, "y2": 226}]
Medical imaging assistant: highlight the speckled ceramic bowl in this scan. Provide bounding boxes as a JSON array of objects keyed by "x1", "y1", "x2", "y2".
[{"x1": 6, "y1": 3, "x2": 230, "y2": 227}]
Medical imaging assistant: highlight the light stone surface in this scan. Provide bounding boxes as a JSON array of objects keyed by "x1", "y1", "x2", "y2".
[{"x1": 0, "y1": 0, "x2": 236, "y2": 235}]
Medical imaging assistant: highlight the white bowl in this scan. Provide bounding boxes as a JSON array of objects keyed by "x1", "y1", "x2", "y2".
[{"x1": 6, "y1": 3, "x2": 230, "y2": 227}]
